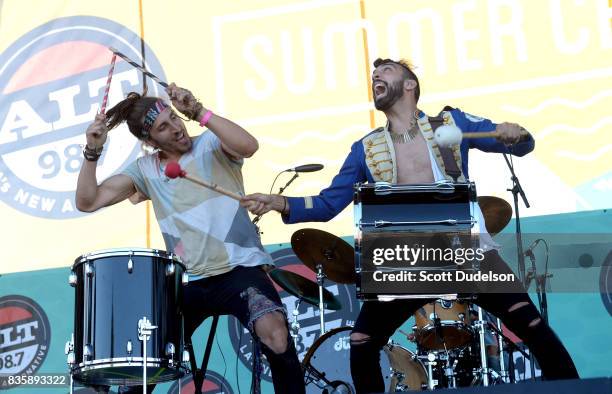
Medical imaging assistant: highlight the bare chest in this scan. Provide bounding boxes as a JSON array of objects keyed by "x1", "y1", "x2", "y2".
[{"x1": 393, "y1": 134, "x2": 435, "y2": 184}]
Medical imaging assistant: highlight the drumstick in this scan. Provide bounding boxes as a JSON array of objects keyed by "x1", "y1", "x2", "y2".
[
  {"x1": 462, "y1": 130, "x2": 529, "y2": 139},
  {"x1": 99, "y1": 54, "x2": 117, "y2": 114},
  {"x1": 435, "y1": 125, "x2": 529, "y2": 147},
  {"x1": 164, "y1": 161, "x2": 242, "y2": 201},
  {"x1": 108, "y1": 47, "x2": 169, "y2": 88}
]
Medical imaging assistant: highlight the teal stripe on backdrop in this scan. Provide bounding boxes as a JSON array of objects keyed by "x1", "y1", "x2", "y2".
[{"x1": 1, "y1": 209, "x2": 610, "y2": 393}]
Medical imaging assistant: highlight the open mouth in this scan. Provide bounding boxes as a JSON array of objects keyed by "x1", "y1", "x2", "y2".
[
  {"x1": 176, "y1": 132, "x2": 188, "y2": 144},
  {"x1": 373, "y1": 81, "x2": 387, "y2": 99}
]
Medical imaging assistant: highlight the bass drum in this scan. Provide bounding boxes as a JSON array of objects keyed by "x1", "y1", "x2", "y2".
[{"x1": 302, "y1": 326, "x2": 396, "y2": 393}]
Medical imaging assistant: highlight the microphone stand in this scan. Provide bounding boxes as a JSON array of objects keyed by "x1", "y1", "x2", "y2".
[
  {"x1": 502, "y1": 152, "x2": 537, "y2": 381},
  {"x1": 278, "y1": 172, "x2": 299, "y2": 194},
  {"x1": 252, "y1": 171, "x2": 299, "y2": 233},
  {"x1": 503, "y1": 152, "x2": 530, "y2": 286}
]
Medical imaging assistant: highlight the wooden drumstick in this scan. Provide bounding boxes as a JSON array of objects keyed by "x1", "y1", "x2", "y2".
[
  {"x1": 164, "y1": 162, "x2": 242, "y2": 201},
  {"x1": 462, "y1": 130, "x2": 529, "y2": 139},
  {"x1": 435, "y1": 125, "x2": 529, "y2": 147}
]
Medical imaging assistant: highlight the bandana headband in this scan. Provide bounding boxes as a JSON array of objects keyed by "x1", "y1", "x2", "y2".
[{"x1": 142, "y1": 99, "x2": 169, "y2": 137}]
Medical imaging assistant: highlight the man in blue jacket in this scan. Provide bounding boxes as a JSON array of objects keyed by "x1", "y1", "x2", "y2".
[{"x1": 243, "y1": 58, "x2": 578, "y2": 392}]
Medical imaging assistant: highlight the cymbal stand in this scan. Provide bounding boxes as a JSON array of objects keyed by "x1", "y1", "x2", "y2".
[
  {"x1": 315, "y1": 263, "x2": 326, "y2": 335},
  {"x1": 290, "y1": 298, "x2": 302, "y2": 348},
  {"x1": 495, "y1": 317, "x2": 509, "y2": 383},
  {"x1": 475, "y1": 307, "x2": 489, "y2": 387}
]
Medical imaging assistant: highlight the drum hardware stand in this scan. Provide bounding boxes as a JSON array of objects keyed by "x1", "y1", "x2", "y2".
[
  {"x1": 303, "y1": 362, "x2": 334, "y2": 390},
  {"x1": 390, "y1": 370, "x2": 409, "y2": 391},
  {"x1": 502, "y1": 152, "x2": 537, "y2": 381},
  {"x1": 492, "y1": 317, "x2": 509, "y2": 383},
  {"x1": 315, "y1": 263, "x2": 327, "y2": 335},
  {"x1": 486, "y1": 318, "x2": 533, "y2": 384},
  {"x1": 422, "y1": 352, "x2": 438, "y2": 390},
  {"x1": 475, "y1": 307, "x2": 490, "y2": 387},
  {"x1": 290, "y1": 298, "x2": 302, "y2": 348},
  {"x1": 186, "y1": 315, "x2": 220, "y2": 394},
  {"x1": 138, "y1": 316, "x2": 157, "y2": 394},
  {"x1": 65, "y1": 335, "x2": 75, "y2": 394}
]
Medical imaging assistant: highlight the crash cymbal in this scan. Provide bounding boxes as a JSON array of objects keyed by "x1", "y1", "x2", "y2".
[
  {"x1": 477, "y1": 196, "x2": 512, "y2": 236},
  {"x1": 291, "y1": 228, "x2": 356, "y2": 284},
  {"x1": 269, "y1": 269, "x2": 342, "y2": 310}
]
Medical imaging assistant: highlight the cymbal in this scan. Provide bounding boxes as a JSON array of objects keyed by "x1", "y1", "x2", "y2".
[
  {"x1": 269, "y1": 269, "x2": 342, "y2": 310},
  {"x1": 291, "y1": 228, "x2": 356, "y2": 284},
  {"x1": 477, "y1": 196, "x2": 512, "y2": 236}
]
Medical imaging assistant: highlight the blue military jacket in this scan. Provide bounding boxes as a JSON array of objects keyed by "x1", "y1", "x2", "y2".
[{"x1": 283, "y1": 108, "x2": 534, "y2": 224}]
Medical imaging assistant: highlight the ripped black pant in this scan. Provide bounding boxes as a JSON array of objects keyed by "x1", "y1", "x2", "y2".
[
  {"x1": 119, "y1": 265, "x2": 304, "y2": 394},
  {"x1": 350, "y1": 250, "x2": 578, "y2": 394}
]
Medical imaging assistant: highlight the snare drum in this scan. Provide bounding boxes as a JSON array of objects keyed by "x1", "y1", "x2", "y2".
[
  {"x1": 67, "y1": 248, "x2": 186, "y2": 386},
  {"x1": 354, "y1": 181, "x2": 477, "y2": 300},
  {"x1": 414, "y1": 299, "x2": 472, "y2": 350}
]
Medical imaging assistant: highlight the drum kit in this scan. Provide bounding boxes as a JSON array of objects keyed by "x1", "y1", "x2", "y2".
[
  {"x1": 268, "y1": 183, "x2": 516, "y2": 392},
  {"x1": 64, "y1": 181, "x2": 515, "y2": 393}
]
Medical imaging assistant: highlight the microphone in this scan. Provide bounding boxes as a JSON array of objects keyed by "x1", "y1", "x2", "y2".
[{"x1": 285, "y1": 163, "x2": 324, "y2": 173}]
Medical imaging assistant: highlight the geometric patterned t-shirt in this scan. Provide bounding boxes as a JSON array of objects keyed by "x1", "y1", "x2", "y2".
[{"x1": 121, "y1": 131, "x2": 272, "y2": 278}]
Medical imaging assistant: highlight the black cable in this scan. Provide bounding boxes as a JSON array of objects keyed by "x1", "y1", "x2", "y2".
[
  {"x1": 216, "y1": 331, "x2": 227, "y2": 382},
  {"x1": 236, "y1": 329, "x2": 242, "y2": 394},
  {"x1": 252, "y1": 170, "x2": 288, "y2": 228},
  {"x1": 269, "y1": 170, "x2": 287, "y2": 194}
]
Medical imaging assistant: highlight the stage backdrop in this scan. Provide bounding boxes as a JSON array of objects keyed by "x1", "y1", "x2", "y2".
[
  {"x1": 0, "y1": 0, "x2": 610, "y2": 273},
  {"x1": 0, "y1": 0, "x2": 611, "y2": 392}
]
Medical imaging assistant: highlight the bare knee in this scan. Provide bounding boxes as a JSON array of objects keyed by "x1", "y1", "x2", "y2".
[
  {"x1": 254, "y1": 311, "x2": 289, "y2": 354},
  {"x1": 528, "y1": 317, "x2": 542, "y2": 328},
  {"x1": 508, "y1": 301, "x2": 529, "y2": 312},
  {"x1": 350, "y1": 332, "x2": 371, "y2": 345},
  {"x1": 507, "y1": 301, "x2": 543, "y2": 329}
]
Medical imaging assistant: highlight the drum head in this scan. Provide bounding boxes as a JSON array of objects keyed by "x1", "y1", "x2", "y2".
[
  {"x1": 302, "y1": 326, "x2": 391, "y2": 393},
  {"x1": 73, "y1": 362, "x2": 183, "y2": 386}
]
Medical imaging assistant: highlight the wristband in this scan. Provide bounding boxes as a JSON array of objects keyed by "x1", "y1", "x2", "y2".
[{"x1": 199, "y1": 110, "x2": 213, "y2": 127}]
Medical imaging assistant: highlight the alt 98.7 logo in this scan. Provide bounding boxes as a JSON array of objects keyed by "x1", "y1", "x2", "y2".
[
  {"x1": 0, "y1": 16, "x2": 166, "y2": 218},
  {"x1": 0, "y1": 295, "x2": 51, "y2": 390}
]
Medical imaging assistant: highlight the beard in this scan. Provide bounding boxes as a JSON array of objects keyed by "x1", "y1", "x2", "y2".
[{"x1": 374, "y1": 79, "x2": 405, "y2": 111}]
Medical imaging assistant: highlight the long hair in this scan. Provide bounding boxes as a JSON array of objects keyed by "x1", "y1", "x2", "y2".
[{"x1": 105, "y1": 92, "x2": 159, "y2": 140}]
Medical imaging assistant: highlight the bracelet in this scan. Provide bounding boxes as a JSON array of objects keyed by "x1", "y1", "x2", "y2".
[
  {"x1": 83, "y1": 145, "x2": 103, "y2": 161},
  {"x1": 199, "y1": 110, "x2": 213, "y2": 127}
]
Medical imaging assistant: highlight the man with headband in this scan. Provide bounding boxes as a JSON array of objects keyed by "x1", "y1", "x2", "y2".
[{"x1": 76, "y1": 83, "x2": 305, "y2": 394}]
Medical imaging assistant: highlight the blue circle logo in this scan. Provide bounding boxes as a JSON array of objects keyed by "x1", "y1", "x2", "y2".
[{"x1": 0, "y1": 16, "x2": 166, "y2": 218}]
